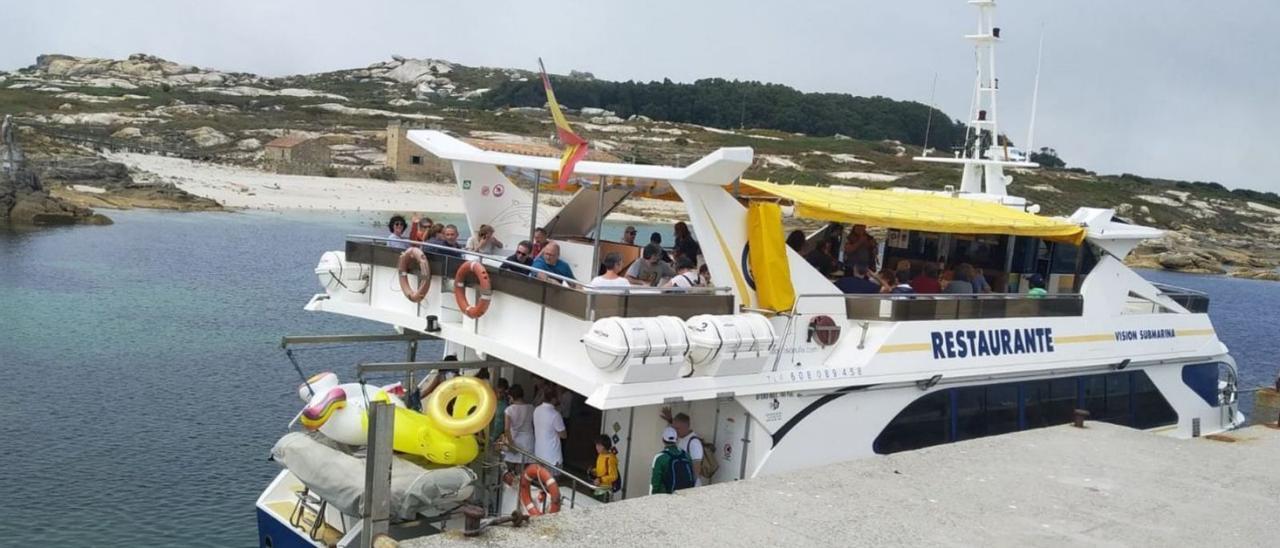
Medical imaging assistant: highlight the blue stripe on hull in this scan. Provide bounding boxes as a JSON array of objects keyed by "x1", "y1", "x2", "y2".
[{"x1": 256, "y1": 507, "x2": 319, "y2": 548}]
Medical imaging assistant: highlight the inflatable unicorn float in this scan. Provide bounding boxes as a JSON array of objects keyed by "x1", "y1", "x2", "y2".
[{"x1": 296, "y1": 371, "x2": 497, "y2": 465}]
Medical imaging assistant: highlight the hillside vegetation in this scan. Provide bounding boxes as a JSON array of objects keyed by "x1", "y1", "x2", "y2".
[{"x1": 484, "y1": 77, "x2": 967, "y2": 148}]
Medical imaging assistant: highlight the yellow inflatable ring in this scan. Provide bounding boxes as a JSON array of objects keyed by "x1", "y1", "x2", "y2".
[{"x1": 425, "y1": 376, "x2": 497, "y2": 437}]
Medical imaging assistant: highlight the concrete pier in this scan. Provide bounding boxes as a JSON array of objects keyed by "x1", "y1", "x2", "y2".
[{"x1": 408, "y1": 423, "x2": 1280, "y2": 547}]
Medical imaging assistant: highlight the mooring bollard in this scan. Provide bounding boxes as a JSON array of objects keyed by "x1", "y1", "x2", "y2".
[{"x1": 1072, "y1": 409, "x2": 1090, "y2": 428}]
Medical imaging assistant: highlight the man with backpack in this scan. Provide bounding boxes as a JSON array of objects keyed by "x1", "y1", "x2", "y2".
[
  {"x1": 650, "y1": 427, "x2": 696, "y2": 495},
  {"x1": 661, "y1": 408, "x2": 718, "y2": 486}
]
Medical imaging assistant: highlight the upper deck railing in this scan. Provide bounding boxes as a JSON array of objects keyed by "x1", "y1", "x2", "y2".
[
  {"x1": 1150, "y1": 282, "x2": 1210, "y2": 313},
  {"x1": 839, "y1": 292, "x2": 1084, "y2": 321},
  {"x1": 345, "y1": 236, "x2": 736, "y2": 321}
]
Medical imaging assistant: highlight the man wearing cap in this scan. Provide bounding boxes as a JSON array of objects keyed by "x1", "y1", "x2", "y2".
[
  {"x1": 621, "y1": 225, "x2": 638, "y2": 246},
  {"x1": 650, "y1": 426, "x2": 685, "y2": 494},
  {"x1": 1026, "y1": 273, "x2": 1048, "y2": 298}
]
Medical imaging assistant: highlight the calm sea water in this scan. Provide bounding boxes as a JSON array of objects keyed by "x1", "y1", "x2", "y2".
[{"x1": 1, "y1": 210, "x2": 1277, "y2": 547}]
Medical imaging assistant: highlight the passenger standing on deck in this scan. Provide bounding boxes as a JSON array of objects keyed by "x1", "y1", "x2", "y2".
[
  {"x1": 842, "y1": 224, "x2": 879, "y2": 272},
  {"x1": 650, "y1": 427, "x2": 695, "y2": 495},
  {"x1": 502, "y1": 384, "x2": 535, "y2": 474},
  {"x1": 590, "y1": 435, "x2": 620, "y2": 497},
  {"x1": 387, "y1": 215, "x2": 409, "y2": 249},
  {"x1": 621, "y1": 226, "x2": 638, "y2": 246},
  {"x1": 672, "y1": 221, "x2": 702, "y2": 262},
  {"x1": 490, "y1": 378, "x2": 509, "y2": 443},
  {"x1": 660, "y1": 407, "x2": 707, "y2": 486},
  {"x1": 786, "y1": 230, "x2": 806, "y2": 253},
  {"x1": 533, "y1": 388, "x2": 567, "y2": 467}
]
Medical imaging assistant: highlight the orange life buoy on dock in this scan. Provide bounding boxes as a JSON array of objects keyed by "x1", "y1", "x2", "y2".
[
  {"x1": 397, "y1": 247, "x2": 431, "y2": 303},
  {"x1": 518, "y1": 464, "x2": 561, "y2": 516},
  {"x1": 453, "y1": 260, "x2": 492, "y2": 319}
]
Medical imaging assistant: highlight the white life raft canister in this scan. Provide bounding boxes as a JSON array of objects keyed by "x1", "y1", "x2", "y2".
[
  {"x1": 685, "y1": 313, "x2": 778, "y2": 377},
  {"x1": 583, "y1": 316, "x2": 689, "y2": 383},
  {"x1": 316, "y1": 251, "x2": 370, "y2": 301}
]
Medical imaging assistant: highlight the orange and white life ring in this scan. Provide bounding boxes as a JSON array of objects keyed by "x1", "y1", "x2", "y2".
[
  {"x1": 397, "y1": 247, "x2": 431, "y2": 303},
  {"x1": 518, "y1": 464, "x2": 561, "y2": 516},
  {"x1": 453, "y1": 260, "x2": 492, "y2": 319}
]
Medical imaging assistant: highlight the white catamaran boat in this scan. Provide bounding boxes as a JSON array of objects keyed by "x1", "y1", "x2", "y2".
[{"x1": 256, "y1": 2, "x2": 1243, "y2": 546}]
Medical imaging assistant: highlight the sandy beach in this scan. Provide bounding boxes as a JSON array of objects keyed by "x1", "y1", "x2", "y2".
[
  {"x1": 107, "y1": 152, "x2": 466, "y2": 213},
  {"x1": 104, "y1": 153, "x2": 686, "y2": 221}
]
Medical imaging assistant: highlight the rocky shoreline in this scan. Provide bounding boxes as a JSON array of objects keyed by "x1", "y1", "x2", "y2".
[{"x1": 1126, "y1": 228, "x2": 1280, "y2": 281}]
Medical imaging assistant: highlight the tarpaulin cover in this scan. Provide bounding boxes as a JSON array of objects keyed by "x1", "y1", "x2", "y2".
[{"x1": 739, "y1": 179, "x2": 1086, "y2": 245}]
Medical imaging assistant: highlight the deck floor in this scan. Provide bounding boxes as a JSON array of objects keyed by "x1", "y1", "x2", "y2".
[{"x1": 406, "y1": 423, "x2": 1280, "y2": 547}]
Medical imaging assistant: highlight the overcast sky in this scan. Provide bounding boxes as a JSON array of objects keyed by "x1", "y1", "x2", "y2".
[{"x1": 5, "y1": 1, "x2": 1278, "y2": 192}]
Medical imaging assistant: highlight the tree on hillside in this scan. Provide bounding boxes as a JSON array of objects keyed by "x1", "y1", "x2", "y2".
[
  {"x1": 483, "y1": 77, "x2": 967, "y2": 148},
  {"x1": 1030, "y1": 147, "x2": 1066, "y2": 168}
]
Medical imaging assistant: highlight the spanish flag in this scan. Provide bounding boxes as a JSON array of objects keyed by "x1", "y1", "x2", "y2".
[{"x1": 539, "y1": 58, "x2": 589, "y2": 189}]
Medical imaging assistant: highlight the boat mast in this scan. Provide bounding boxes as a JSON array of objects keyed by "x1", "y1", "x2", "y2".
[{"x1": 915, "y1": 0, "x2": 1035, "y2": 196}]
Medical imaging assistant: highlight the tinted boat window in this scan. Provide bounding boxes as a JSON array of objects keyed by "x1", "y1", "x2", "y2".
[
  {"x1": 956, "y1": 383, "x2": 1019, "y2": 441},
  {"x1": 875, "y1": 370, "x2": 1178, "y2": 455},
  {"x1": 873, "y1": 390, "x2": 950, "y2": 454},
  {"x1": 1023, "y1": 378, "x2": 1077, "y2": 428},
  {"x1": 1132, "y1": 371, "x2": 1178, "y2": 429}
]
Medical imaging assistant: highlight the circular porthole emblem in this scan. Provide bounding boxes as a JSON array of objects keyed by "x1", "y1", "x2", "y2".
[{"x1": 808, "y1": 315, "x2": 840, "y2": 346}]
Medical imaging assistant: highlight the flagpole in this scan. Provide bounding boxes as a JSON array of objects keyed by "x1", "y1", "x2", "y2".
[
  {"x1": 530, "y1": 169, "x2": 541, "y2": 242},
  {"x1": 590, "y1": 175, "x2": 607, "y2": 281}
]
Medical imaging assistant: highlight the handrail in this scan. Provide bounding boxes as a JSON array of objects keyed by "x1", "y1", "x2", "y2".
[
  {"x1": 796, "y1": 292, "x2": 1084, "y2": 302},
  {"x1": 497, "y1": 441, "x2": 604, "y2": 510},
  {"x1": 1150, "y1": 281, "x2": 1208, "y2": 297},
  {"x1": 349, "y1": 234, "x2": 732, "y2": 296}
]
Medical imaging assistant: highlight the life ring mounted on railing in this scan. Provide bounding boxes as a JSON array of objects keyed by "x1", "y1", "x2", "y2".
[
  {"x1": 518, "y1": 463, "x2": 562, "y2": 516},
  {"x1": 397, "y1": 247, "x2": 431, "y2": 303},
  {"x1": 454, "y1": 260, "x2": 492, "y2": 319}
]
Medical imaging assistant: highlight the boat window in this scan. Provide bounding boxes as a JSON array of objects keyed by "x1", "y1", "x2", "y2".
[
  {"x1": 955, "y1": 383, "x2": 1019, "y2": 441},
  {"x1": 872, "y1": 390, "x2": 951, "y2": 454},
  {"x1": 876, "y1": 369, "x2": 1178, "y2": 455},
  {"x1": 949, "y1": 234, "x2": 1008, "y2": 272},
  {"x1": 1181, "y1": 363, "x2": 1219, "y2": 406},
  {"x1": 1132, "y1": 371, "x2": 1178, "y2": 429},
  {"x1": 1083, "y1": 372, "x2": 1131, "y2": 426},
  {"x1": 1022, "y1": 378, "x2": 1078, "y2": 428}
]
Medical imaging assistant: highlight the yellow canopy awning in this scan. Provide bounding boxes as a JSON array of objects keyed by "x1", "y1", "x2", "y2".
[{"x1": 740, "y1": 179, "x2": 1086, "y2": 245}]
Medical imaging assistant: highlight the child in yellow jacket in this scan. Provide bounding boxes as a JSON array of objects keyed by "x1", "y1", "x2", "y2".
[{"x1": 590, "y1": 435, "x2": 619, "y2": 497}]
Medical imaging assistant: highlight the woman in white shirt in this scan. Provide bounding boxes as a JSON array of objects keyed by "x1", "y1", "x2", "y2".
[
  {"x1": 502, "y1": 384, "x2": 536, "y2": 473},
  {"x1": 590, "y1": 252, "x2": 633, "y2": 289},
  {"x1": 664, "y1": 257, "x2": 701, "y2": 288}
]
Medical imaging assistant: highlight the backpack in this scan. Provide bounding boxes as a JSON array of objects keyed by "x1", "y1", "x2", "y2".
[
  {"x1": 689, "y1": 435, "x2": 719, "y2": 479},
  {"x1": 667, "y1": 449, "x2": 697, "y2": 492}
]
